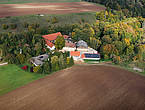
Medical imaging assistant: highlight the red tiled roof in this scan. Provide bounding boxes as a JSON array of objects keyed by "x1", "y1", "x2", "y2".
[
  {"x1": 65, "y1": 41, "x2": 75, "y2": 47},
  {"x1": 45, "y1": 40, "x2": 54, "y2": 48},
  {"x1": 81, "y1": 54, "x2": 85, "y2": 58},
  {"x1": 70, "y1": 51, "x2": 80, "y2": 57},
  {"x1": 63, "y1": 35, "x2": 69, "y2": 39},
  {"x1": 42, "y1": 32, "x2": 62, "y2": 41}
]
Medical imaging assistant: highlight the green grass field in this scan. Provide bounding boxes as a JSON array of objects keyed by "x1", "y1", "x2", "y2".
[
  {"x1": 0, "y1": 64, "x2": 45, "y2": 96},
  {"x1": 0, "y1": 12, "x2": 96, "y2": 32},
  {"x1": 0, "y1": 0, "x2": 81, "y2": 4}
]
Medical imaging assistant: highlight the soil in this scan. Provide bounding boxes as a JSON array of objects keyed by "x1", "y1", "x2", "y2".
[
  {"x1": 0, "y1": 65, "x2": 145, "y2": 110},
  {"x1": 0, "y1": 2, "x2": 105, "y2": 18}
]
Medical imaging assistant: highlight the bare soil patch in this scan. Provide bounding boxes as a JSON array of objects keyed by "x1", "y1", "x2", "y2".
[
  {"x1": 0, "y1": 2, "x2": 105, "y2": 17},
  {"x1": 0, "y1": 65, "x2": 145, "y2": 110}
]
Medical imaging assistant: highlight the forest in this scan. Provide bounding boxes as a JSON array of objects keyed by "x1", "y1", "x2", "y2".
[{"x1": 83, "y1": 0, "x2": 145, "y2": 17}]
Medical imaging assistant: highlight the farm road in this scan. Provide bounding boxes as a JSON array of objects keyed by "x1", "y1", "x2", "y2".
[{"x1": 0, "y1": 65, "x2": 145, "y2": 110}]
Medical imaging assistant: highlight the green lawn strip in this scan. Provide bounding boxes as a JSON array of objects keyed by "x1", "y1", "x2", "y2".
[
  {"x1": 110, "y1": 63, "x2": 145, "y2": 76},
  {"x1": 0, "y1": 64, "x2": 45, "y2": 96}
]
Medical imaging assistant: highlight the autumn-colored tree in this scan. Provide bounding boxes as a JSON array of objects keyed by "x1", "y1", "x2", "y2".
[
  {"x1": 16, "y1": 54, "x2": 25, "y2": 64},
  {"x1": 113, "y1": 56, "x2": 121, "y2": 64},
  {"x1": 55, "y1": 36, "x2": 65, "y2": 50},
  {"x1": 52, "y1": 17, "x2": 58, "y2": 24}
]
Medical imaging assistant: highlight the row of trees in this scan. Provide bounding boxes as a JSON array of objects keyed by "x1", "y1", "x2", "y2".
[
  {"x1": 33, "y1": 52, "x2": 74, "y2": 74},
  {"x1": 1, "y1": 17, "x2": 59, "y2": 30}
]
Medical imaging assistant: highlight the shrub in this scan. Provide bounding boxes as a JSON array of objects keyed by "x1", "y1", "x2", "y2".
[
  {"x1": 66, "y1": 57, "x2": 70, "y2": 65},
  {"x1": 2, "y1": 24, "x2": 9, "y2": 30},
  {"x1": 51, "y1": 56, "x2": 59, "y2": 72},
  {"x1": 66, "y1": 57, "x2": 74, "y2": 67},
  {"x1": 31, "y1": 23, "x2": 40, "y2": 29},
  {"x1": 37, "y1": 66, "x2": 43, "y2": 73},
  {"x1": 23, "y1": 22, "x2": 29, "y2": 28},
  {"x1": 113, "y1": 56, "x2": 121, "y2": 64},
  {"x1": 16, "y1": 54, "x2": 25, "y2": 64},
  {"x1": 104, "y1": 54, "x2": 109, "y2": 60},
  {"x1": 33, "y1": 66, "x2": 41, "y2": 73},
  {"x1": 69, "y1": 57, "x2": 74, "y2": 66},
  {"x1": 47, "y1": 17, "x2": 50, "y2": 22},
  {"x1": 5, "y1": 54, "x2": 16, "y2": 64},
  {"x1": 52, "y1": 17, "x2": 58, "y2": 24},
  {"x1": 10, "y1": 23, "x2": 17, "y2": 29},
  {"x1": 43, "y1": 61, "x2": 51, "y2": 74},
  {"x1": 21, "y1": 66, "x2": 28, "y2": 70}
]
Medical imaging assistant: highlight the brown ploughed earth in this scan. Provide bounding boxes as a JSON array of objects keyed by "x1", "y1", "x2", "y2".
[
  {"x1": 0, "y1": 2, "x2": 105, "y2": 18},
  {"x1": 0, "y1": 65, "x2": 145, "y2": 110}
]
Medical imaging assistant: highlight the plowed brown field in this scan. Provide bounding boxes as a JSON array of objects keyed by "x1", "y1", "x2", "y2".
[
  {"x1": 0, "y1": 65, "x2": 145, "y2": 110},
  {"x1": 0, "y1": 2, "x2": 105, "y2": 18}
]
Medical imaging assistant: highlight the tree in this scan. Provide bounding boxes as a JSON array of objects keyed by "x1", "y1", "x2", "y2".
[
  {"x1": 16, "y1": 54, "x2": 25, "y2": 64},
  {"x1": 55, "y1": 36, "x2": 65, "y2": 50},
  {"x1": 43, "y1": 61, "x2": 51, "y2": 74},
  {"x1": 33, "y1": 66, "x2": 41, "y2": 73},
  {"x1": 69, "y1": 57, "x2": 74, "y2": 66},
  {"x1": 52, "y1": 17, "x2": 58, "y2": 24},
  {"x1": 51, "y1": 56, "x2": 59, "y2": 72},
  {"x1": 10, "y1": 23, "x2": 17, "y2": 29},
  {"x1": 102, "y1": 35, "x2": 112, "y2": 44},
  {"x1": 58, "y1": 54, "x2": 66, "y2": 69},
  {"x1": 113, "y1": 56, "x2": 121, "y2": 64},
  {"x1": 2, "y1": 24, "x2": 9, "y2": 30}
]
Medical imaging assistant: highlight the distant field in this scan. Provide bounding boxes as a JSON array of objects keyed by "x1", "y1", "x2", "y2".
[
  {"x1": 0, "y1": 2, "x2": 105, "y2": 18},
  {"x1": 0, "y1": 65, "x2": 45, "y2": 95},
  {"x1": 0, "y1": 0, "x2": 81, "y2": 4}
]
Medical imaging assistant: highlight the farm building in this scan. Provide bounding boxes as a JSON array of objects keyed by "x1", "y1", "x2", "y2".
[
  {"x1": 42, "y1": 32, "x2": 70, "y2": 50},
  {"x1": 81, "y1": 53, "x2": 100, "y2": 62},
  {"x1": 76, "y1": 40, "x2": 88, "y2": 48},
  {"x1": 61, "y1": 40, "x2": 100, "y2": 62},
  {"x1": 70, "y1": 51, "x2": 100, "y2": 62},
  {"x1": 70, "y1": 51, "x2": 81, "y2": 61},
  {"x1": 42, "y1": 33, "x2": 100, "y2": 62},
  {"x1": 42, "y1": 32, "x2": 62, "y2": 50},
  {"x1": 30, "y1": 54, "x2": 49, "y2": 66}
]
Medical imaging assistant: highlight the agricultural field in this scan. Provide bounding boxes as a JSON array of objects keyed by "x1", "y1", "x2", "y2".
[
  {"x1": 0, "y1": 0, "x2": 81, "y2": 4},
  {"x1": 0, "y1": 65, "x2": 145, "y2": 110},
  {"x1": 0, "y1": 2, "x2": 105, "y2": 18},
  {"x1": 0, "y1": 65, "x2": 45, "y2": 96}
]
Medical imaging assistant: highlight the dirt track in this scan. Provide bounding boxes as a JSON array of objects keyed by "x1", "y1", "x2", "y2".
[
  {"x1": 0, "y1": 2, "x2": 105, "y2": 18},
  {"x1": 0, "y1": 65, "x2": 145, "y2": 110}
]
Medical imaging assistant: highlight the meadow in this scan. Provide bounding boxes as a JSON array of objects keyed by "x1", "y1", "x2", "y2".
[
  {"x1": 0, "y1": 12, "x2": 96, "y2": 32},
  {"x1": 0, "y1": 65, "x2": 45, "y2": 95}
]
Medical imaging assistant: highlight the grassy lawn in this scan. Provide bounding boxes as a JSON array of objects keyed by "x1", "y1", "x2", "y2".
[
  {"x1": 0, "y1": 64, "x2": 45, "y2": 96},
  {"x1": 0, "y1": 0, "x2": 81, "y2": 4}
]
